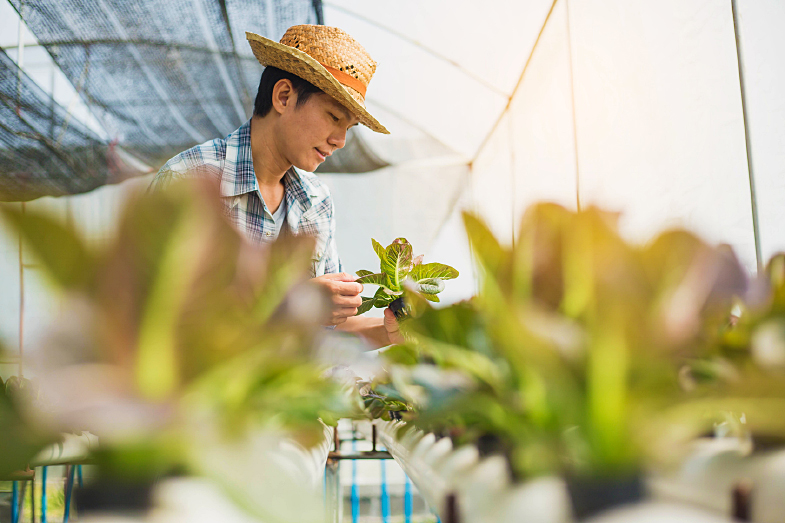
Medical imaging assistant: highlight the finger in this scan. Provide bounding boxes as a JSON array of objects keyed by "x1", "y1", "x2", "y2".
[
  {"x1": 323, "y1": 272, "x2": 357, "y2": 282},
  {"x1": 333, "y1": 281, "x2": 363, "y2": 296},
  {"x1": 384, "y1": 308, "x2": 400, "y2": 330},
  {"x1": 333, "y1": 307, "x2": 359, "y2": 320},
  {"x1": 384, "y1": 308, "x2": 405, "y2": 344},
  {"x1": 333, "y1": 295, "x2": 362, "y2": 308}
]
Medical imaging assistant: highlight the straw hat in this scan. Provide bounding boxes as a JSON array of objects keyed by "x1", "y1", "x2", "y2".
[{"x1": 246, "y1": 25, "x2": 389, "y2": 134}]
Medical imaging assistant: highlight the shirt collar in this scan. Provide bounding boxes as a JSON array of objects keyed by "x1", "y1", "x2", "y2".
[
  {"x1": 220, "y1": 119, "x2": 315, "y2": 213},
  {"x1": 220, "y1": 119, "x2": 256, "y2": 198}
]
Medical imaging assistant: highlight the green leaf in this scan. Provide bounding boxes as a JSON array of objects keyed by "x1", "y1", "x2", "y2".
[
  {"x1": 136, "y1": 211, "x2": 207, "y2": 400},
  {"x1": 462, "y1": 212, "x2": 505, "y2": 274},
  {"x1": 373, "y1": 287, "x2": 397, "y2": 308},
  {"x1": 409, "y1": 262, "x2": 459, "y2": 282},
  {"x1": 381, "y1": 238, "x2": 413, "y2": 291},
  {"x1": 382, "y1": 344, "x2": 419, "y2": 365},
  {"x1": 1, "y1": 205, "x2": 93, "y2": 290},
  {"x1": 421, "y1": 293, "x2": 441, "y2": 303},
  {"x1": 356, "y1": 269, "x2": 374, "y2": 277},
  {"x1": 0, "y1": 394, "x2": 57, "y2": 477},
  {"x1": 372, "y1": 239, "x2": 387, "y2": 263},
  {"x1": 415, "y1": 278, "x2": 445, "y2": 295},
  {"x1": 356, "y1": 297, "x2": 375, "y2": 315},
  {"x1": 356, "y1": 272, "x2": 388, "y2": 286}
]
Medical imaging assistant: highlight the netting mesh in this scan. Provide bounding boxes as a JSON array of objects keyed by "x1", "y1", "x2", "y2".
[
  {"x1": 0, "y1": 48, "x2": 119, "y2": 200},
  {"x1": 1, "y1": 0, "x2": 323, "y2": 200}
]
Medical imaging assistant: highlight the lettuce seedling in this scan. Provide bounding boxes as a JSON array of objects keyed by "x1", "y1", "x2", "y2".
[{"x1": 355, "y1": 238, "x2": 458, "y2": 317}]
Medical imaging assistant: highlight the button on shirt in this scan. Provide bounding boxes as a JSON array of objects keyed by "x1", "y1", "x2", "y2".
[{"x1": 148, "y1": 119, "x2": 341, "y2": 276}]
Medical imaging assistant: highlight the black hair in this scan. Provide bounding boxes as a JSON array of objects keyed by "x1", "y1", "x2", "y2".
[{"x1": 253, "y1": 66, "x2": 323, "y2": 117}]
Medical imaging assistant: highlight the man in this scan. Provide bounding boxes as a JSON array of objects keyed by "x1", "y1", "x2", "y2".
[{"x1": 150, "y1": 24, "x2": 402, "y2": 347}]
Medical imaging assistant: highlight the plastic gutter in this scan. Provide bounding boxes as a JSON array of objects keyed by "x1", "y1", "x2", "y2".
[
  {"x1": 30, "y1": 432, "x2": 98, "y2": 467},
  {"x1": 367, "y1": 421, "x2": 744, "y2": 523}
]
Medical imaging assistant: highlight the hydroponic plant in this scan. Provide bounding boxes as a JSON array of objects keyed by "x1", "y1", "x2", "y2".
[
  {"x1": 375, "y1": 204, "x2": 752, "y2": 485},
  {"x1": 0, "y1": 179, "x2": 354, "y2": 522},
  {"x1": 354, "y1": 238, "x2": 458, "y2": 318}
]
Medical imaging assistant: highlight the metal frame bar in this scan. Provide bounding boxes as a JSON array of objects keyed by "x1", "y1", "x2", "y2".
[
  {"x1": 351, "y1": 438, "x2": 359, "y2": 523},
  {"x1": 1, "y1": 40, "x2": 254, "y2": 59},
  {"x1": 470, "y1": 0, "x2": 559, "y2": 164},
  {"x1": 40, "y1": 466, "x2": 47, "y2": 523},
  {"x1": 404, "y1": 476, "x2": 412, "y2": 523},
  {"x1": 12, "y1": 482, "x2": 19, "y2": 523},
  {"x1": 63, "y1": 465, "x2": 76, "y2": 523},
  {"x1": 730, "y1": 0, "x2": 763, "y2": 271},
  {"x1": 564, "y1": 0, "x2": 582, "y2": 212},
  {"x1": 18, "y1": 202, "x2": 25, "y2": 378},
  {"x1": 380, "y1": 458, "x2": 389, "y2": 523}
]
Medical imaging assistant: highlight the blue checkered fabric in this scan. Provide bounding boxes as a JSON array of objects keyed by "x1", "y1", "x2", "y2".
[{"x1": 149, "y1": 119, "x2": 341, "y2": 277}]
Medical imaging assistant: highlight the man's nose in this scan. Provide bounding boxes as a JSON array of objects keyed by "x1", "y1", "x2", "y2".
[{"x1": 328, "y1": 128, "x2": 347, "y2": 150}]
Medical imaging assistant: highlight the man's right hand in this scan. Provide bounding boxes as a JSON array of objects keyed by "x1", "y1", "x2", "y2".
[{"x1": 311, "y1": 272, "x2": 364, "y2": 326}]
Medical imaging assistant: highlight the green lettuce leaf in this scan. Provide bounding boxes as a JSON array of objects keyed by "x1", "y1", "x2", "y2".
[
  {"x1": 356, "y1": 272, "x2": 388, "y2": 286},
  {"x1": 1, "y1": 206, "x2": 93, "y2": 290},
  {"x1": 356, "y1": 269, "x2": 374, "y2": 277},
  {"x1": 381, "y1": 238, "x2": 413, "y2": 291},
  {"x1": 373, "y1": 287, "x2": 398, "y2": 308},
  {"x1": 357, "y1": 297, "x2": 375, "y2": 315},
  {"x1": 372, "y1": 239, "x2": 387, "y2": 263},
  {"x1": 416, "y1": 278, "x2": 445, "y2": 295},
  {"x1": 462, "y1": 212, "x2": 505, "y2": 275},
  {"x1": 409, "y1": 263, "x2": 459, "y2": 282}
]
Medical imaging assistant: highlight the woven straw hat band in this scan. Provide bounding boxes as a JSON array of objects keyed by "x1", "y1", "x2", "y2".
[
  {"x1": 319, "y1": 63, "x2": 366, "y2": 97},
  {"x1": 280, "y1": 25, "x2": 375, "y2": 102}
]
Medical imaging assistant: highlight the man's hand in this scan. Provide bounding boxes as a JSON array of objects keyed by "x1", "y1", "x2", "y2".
[
  {"x1": 312, "y1": 272, "x2": 364, "y2": 326},
  {"x1": 383, "y1": 308, "x2": 405, "y2": 345}
]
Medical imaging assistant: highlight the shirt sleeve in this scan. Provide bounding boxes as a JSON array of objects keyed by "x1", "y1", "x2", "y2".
[
  {"x1": 147, "y1": 155, "x2": 190, "y2": 193},
  {"x1": 147, "y1": 142, "x2": 221, "y2": 193}
]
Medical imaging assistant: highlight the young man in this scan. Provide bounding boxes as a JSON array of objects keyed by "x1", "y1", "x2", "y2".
[{"x1": 149, "y1": 25, "x2": 402, "y2": 347}]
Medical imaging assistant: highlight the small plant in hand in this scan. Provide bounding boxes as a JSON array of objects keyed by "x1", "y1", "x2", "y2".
[
  {"x1": 357, "y1": 381, "x2": 412, "y2": 421},
  {"x1": 355, "y1": 238, "x2": 458, "y2": 319}
]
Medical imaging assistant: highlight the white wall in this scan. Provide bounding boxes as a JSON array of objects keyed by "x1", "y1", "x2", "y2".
[
  {"x1": 735, "y1": 0, "x2": 785, "y2": 263},
  {"x1": 463, "y1": 0, "x2": 782, "y2": 274}
]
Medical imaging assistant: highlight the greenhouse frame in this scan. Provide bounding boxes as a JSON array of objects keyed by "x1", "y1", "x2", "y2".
[{"x1": 1, "y1": 0, "x2": 784, "y2": 522}]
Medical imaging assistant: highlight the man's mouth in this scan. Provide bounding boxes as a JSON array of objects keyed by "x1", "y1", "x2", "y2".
[{"x1": 315, "y1": 148, "x2": 331, "y2": 160}]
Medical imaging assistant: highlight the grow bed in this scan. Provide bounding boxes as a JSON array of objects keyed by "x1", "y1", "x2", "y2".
[{"x1": 364, "y1": 420, "x2": 748, "y2": 523}]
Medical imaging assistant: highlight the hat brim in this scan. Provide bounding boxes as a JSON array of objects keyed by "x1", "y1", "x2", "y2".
[{"x1": 246, "y1": 32, "x2": 389, "y2": 134}]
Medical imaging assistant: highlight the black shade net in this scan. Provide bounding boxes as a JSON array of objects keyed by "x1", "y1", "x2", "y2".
[
  {"x1": 2, "y1": 0, "x2": 378, "y2": 201},
  {"x1": 8, "y1": 0, "x2": 319, "y2": 163},
  {"x1": 0, "y1": 47, "x2": 132, "y2": 201}
]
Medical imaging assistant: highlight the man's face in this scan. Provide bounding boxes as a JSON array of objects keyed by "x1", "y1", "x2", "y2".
[{"x1": 278, "y1": 91, "x2": 360, "y2": 172}]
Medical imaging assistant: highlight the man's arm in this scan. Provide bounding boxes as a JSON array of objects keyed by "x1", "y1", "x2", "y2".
[{"x1": 335, "y1": 309, "x2": 404, "y2": 349}]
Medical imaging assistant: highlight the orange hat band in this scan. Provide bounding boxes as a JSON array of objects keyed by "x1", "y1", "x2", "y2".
[{"x1": 320, "y1": 62, "x2": 367, "y2": 98}]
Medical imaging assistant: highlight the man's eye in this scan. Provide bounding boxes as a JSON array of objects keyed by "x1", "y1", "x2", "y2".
[{"x1": 330, "y1": 113, "x2": 339, "y2": 122}]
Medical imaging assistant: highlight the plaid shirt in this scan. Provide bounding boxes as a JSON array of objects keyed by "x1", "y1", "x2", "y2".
[{"x1": 149, "y1": 119, "x2": 341, "y2": 276}]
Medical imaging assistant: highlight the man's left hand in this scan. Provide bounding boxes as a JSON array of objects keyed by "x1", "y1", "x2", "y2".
[{"x1": 383, "y1": 308, "x2": 405, "y2": 345}]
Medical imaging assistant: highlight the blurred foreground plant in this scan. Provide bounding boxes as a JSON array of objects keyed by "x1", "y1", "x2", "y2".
[
  {"x1": 371, "y1": 203, "x2": 754, "y2": 481},
  {"x1": 0, "y1": 180, "x2": 354, "y2": 521}
]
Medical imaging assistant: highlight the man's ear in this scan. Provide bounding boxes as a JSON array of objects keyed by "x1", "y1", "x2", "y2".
[{"x1": 271, "y1": 78, "x2": 297, "y2": 115}]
